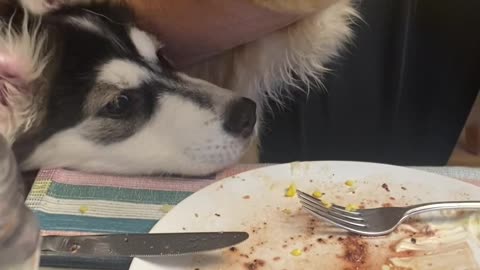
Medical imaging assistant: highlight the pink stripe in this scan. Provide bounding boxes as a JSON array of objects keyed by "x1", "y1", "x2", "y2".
[
  {"x1": 41, "y1": 231, "x2": 98, "y2": 236},
  {"x1": 36, "y1": 164, "x2": 268, "y2": 192},
  {"x1": 460, "y1": 179, "x2": 480, "y2": 186}
]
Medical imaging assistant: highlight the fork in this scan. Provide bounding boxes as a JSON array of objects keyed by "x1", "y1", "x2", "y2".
[{"x1": 297, "y1": 190, "x2": 480, "y2": 236}]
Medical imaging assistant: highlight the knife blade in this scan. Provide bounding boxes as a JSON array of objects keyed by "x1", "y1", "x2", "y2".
[{"x1": 41, "y1": 232, "x2": 249, "y2": 257}]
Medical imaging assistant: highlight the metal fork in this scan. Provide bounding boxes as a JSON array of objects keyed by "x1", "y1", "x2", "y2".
[{"x1": 297, "y1": 190, "x2": 480, "y2": 236}]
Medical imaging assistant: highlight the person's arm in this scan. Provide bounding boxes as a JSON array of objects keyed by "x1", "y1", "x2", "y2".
[{"x1": 127, "y1": 0, "x2": 307, "y2": 68}]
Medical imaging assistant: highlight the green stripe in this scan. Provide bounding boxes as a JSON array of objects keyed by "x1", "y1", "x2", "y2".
[
  {"x1": 35, "y1": 211, "x2": 156, "y2": 233},
  {"x1": 47, "y1": 182, "x2": 192, "y2": 205}
]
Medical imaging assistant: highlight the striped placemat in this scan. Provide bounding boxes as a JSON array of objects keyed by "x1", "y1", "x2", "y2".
[
  {"x1": 26, "y1": 164, "x2": 267, "y2": 236},
  {"x1": 27, "y1": 164, "x2": 480, "y2": 269}
]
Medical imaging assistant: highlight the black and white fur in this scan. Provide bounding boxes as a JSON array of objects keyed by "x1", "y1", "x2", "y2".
[
  {"x1": 1, "y1": 1, "x2": 257, "y2": 176},
  {"x1": 1, "y1": 0, "x2": 358, "y2": 176}
]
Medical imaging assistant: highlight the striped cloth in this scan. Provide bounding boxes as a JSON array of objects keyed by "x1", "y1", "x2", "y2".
[
  {"x1": 28, "y1": 164, "x2": 480, "y2": 270},
  {"x1": 26, "y1": 164, "x2": 266, "y2": 237}
]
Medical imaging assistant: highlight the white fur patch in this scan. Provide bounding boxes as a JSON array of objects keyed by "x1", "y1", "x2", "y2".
[
  {"x1": 129, "y1": 27, "x2": 162, "y2": 62},
  {"x1": 97, "y1": 59, "x2": 152, "y2": 88}
]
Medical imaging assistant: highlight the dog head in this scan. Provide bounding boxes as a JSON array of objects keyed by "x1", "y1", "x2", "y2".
[{"x1": 1, "y1": 3, "x2": 256, "y2": 176}]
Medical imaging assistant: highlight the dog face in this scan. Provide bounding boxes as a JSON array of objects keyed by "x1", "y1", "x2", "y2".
[{"x1": 2, "y1": 4, "x2": 256, "y2": 176}]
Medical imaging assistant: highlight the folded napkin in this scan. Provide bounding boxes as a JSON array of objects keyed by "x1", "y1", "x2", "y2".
[{"x1": 26, "y1": 165, "x2": 480, "y2": 269}]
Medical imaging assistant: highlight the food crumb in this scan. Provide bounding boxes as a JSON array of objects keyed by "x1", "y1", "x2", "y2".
[
  {"x1": 290, "y1": 248, "x2": 302, "y2": 256},
  {"x1": 243, "y1": 195, "x2": 251, "y2": 199},
  {"x1": 321, "y1": 200, "x2": 332, "y2": 208},
  {"x1": 160, "y1": 204, "x2": 174, "y2": 213},
  {"x1": 285, "y1": 183, "x2": 297, "y2": 197},
  {"x1": 244, "y1": 259, "x2": 265, "y2": 270},
  {"x1": 215, "y1": 213, "x2": 221, "y2": 217},
  {"x1": 345, "y1": 204, "x2": 359, "y2": 212},
  {"x1": 273, "y1": 256, "x2": 281, "y2": 261},
  {"x1": 344, "y1": 180, "x2": 356, "y2": 188},
  {"x1": 317, "y1": 238, "x2": 325, "y2": 243},
  {"x1": 194, "y1": 213, "x2": 199, "y2": 218},
  {"x1": 230, "y1": 247, "x2": 238, "y2": 252},
  {"x1": 410, "y1": 238, "x2": 417, "y2": 244},
  {"x1": 312, "y1": 191, "x2": 324, "y2": 199},
  {"x1": 381, "y1": 183, "x2": 390, "y2": 192},
  {"x1": 79, "y1": 205, "x2": 89, "y2": 214},
  {"x1": 401, "y1": 186, "x2": 407, "y2": 190}
]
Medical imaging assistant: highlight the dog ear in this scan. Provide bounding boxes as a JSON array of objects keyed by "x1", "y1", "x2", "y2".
[{"x1": 0, "y1": 12, "x2": 51, "y2": 143}]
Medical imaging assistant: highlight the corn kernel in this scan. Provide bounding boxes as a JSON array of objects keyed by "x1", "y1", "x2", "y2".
[
  {"x1": 321, "y1": 200, "x2": 332, "y2": 208},
  {"x1": 160, "y1": 204, "x2": 174, "y2": 213},
  {"x1": 79, "y1": 205, "x2": 89, "y2": 214},
  {"x1": 285, "y1": 183, "x2": 297, "y2": 197},
  {"x1": 312, "y1": 191, "x2": 323, "y2": 199},
  {"x1": 345, "y1": 204, "x2": 359, "y2": 212},
  {"x1": 290, "y1": 248, "x2": 302, "y2": 256},
  {"x1": 345, "y1": 180, "x2": 355, "y2": 187}
]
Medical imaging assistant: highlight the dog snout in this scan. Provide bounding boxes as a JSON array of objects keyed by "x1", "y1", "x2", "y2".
[{"x1": 223, "y1": 97, "x2": 257, "y2": 138}]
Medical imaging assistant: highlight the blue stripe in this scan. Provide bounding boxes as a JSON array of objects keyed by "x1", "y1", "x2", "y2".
[
  {"x1": 34, "y1": 211, "x2": 156, "y2": 233},
  {"x1": 46, "y1": 183, "x2": 192, "y2": 205}
]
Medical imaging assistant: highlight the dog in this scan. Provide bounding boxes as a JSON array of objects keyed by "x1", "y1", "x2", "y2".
[{"x1": 1, "y1": 0, "x2": 358, "y2": 176}]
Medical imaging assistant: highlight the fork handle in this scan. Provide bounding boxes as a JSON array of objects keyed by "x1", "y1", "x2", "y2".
[{"x1": 405, "y1": 201, "x2": 480, "y2": 216}]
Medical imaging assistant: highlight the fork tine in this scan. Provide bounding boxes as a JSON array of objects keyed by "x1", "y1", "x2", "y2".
[
  {"x1": 302, "y1": 204, "x2": 367, "y2": 231},
  {"x1": 297, "y1": 190, "x2": 361, "y2": 217},
  {"x1": 299, "y1": 198, "x2": 365, "y2": 223}
]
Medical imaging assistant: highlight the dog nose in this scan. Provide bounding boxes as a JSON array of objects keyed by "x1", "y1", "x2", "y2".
[{"x1": 223, "y1": 97, "x2": 257, "y2": 138}]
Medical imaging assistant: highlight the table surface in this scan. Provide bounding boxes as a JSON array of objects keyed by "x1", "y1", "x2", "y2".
[{"x1": 31, "y1": 165, "x2": 480, "y2": 270}]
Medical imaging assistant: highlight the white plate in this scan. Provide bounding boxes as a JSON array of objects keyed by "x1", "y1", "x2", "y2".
[{"x1": 130, "y1": 161, "x2": 480, "y2": 270}]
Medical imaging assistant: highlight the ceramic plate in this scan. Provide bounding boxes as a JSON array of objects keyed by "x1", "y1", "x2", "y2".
[{"x1": 130, "y1": 161, "x2": 480, "y2": 270}]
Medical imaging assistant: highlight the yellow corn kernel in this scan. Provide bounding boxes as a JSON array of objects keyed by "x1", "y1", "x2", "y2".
[
  {"x1": 321, "y1": 200, "x2": 332, "y2": 208},
  {"x1": 345, "y1": 204, "x2": 359, "y2": 212},
  {"x1": 160, "y1": 204, "x2": 174, "y2": 213},
  {"x1": 344, "y1": 180, "x2": 355, "y2": 187},
  {"x1": 79, "y1": 205, "x2": 89, "y2": 214},
  {"x1": 312, "y1": 191, "x2": 323, "y2": 199},
  {"x1": 285, "y1": 183, "x2": 297, "y2": 197},
  {"x1": 290, "y1": 248, "x2": 302, "y2": 256}
]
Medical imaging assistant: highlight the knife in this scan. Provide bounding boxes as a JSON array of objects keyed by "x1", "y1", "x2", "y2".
[{"x1": 41, "y1": 232, "x2": 249, "y2": 257}]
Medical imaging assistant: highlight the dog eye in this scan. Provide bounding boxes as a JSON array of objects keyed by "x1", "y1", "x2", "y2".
[{"x1": 102, "y1": 94, "x2": 132, "y2": 118}]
